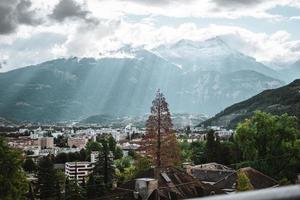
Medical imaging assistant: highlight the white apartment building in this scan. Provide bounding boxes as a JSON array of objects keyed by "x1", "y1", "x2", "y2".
[
  {"x1": 90, "y1": 151, "x2": 99, "y2": 163},
  {"x1": 65, "y1": 162, "x2": 93, "y2": 183}
]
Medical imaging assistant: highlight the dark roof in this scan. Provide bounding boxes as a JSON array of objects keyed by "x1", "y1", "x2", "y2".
[
  {"x1": 213, "y1": 167, "x2": 278, "y2": 192},
  {"x1": 99, "y1": 167, "x2": 224, "y2": 200},
  {"x1": 190, "y1": 163, "x2": 235, "y2": 183},
  {"x1": 240, "y1": 167, "x2": 278, "y2": 189}
]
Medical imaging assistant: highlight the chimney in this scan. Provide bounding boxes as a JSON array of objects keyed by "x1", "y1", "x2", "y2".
[{"x1": 134, "y1": 178, "x2": 158, "y2": 200}]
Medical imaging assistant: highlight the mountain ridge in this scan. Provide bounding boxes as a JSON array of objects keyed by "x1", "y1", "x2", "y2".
[
  {"x1": 0, "y1": 39, "x2": 285, "y2": 121},
  {"x1": 202, "y1": 79, "x2": 300, "y2": 128}
]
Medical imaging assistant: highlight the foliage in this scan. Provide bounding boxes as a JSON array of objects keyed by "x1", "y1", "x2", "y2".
[
  {"x1": 0, "y1": 137, "x2": 28, "y2": 200},
  {"x1": 37, "y1": 156, "x2": 58, "y2": 199},
  {"x1": 56, "y1": 170, "x2": 66, "y2": 195},
  {"x1": 236, "y1": 171, "x2": 253, "y2": 191},
  {"x1": 55, "y1": 152, "x2": 68, "y2": 163},
  {"x1": 235, "y1": 111, "x2": 300, "y2": 181},
  {"x1": 142, "y1": 90, "x2": 181, "y2": 167},
  {"x1": 134, "y1": 155, "x2": 152, "y2": 175},
  {"x1": 115, "y1": 156, "x2": 136, "y2": 183},
  {"x1": 190, "y1": 141, "x2": 206, "y2": 165},
  {"x1": 114, "y1": 146, "x2": 124, "y2": 160},
  {"x1": 65, "y1": 179, "x2": 86, "y2": 200},
  {"x1": 96, "y1": 134, "x2": 123, "y2": 160},
  {"x1": 87, "y1": 138, "x2": 115, "y2": 198},
  {"x1": 179, "y1": 139, "x2": 192, "y2": 162},
  {"x1": 54, "y1": 135, "x2": 67, "y2": 147},
  {"x1": 54, "y1": 150, "x2": 88, "y2": 164},
  {"x1": 205, "y1": 130, "x2": 220, "y2": 162},
  {"x1": 22, "y1": 158, "x2": 36, "y2": 173},
  {"x1": 85, "y1": 141, "x2": 102, "y2": 155}
]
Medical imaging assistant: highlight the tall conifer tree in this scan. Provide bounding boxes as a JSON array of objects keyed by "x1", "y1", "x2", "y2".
[{"x1": 142, "y1": 90, "x2": 181, "y2": 168}]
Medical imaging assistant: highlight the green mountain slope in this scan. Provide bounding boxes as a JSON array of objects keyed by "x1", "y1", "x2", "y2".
[{"x1": 202, "y1": 79, "x2": 300, "y2": 129}]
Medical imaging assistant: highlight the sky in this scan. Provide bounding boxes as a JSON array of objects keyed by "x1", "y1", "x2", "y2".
[{"x1": 0, "y1": 0, "x2": 300, "y2": 71}]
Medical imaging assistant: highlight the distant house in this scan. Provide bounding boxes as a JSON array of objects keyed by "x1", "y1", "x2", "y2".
[
  {"x1": 38, "y1": 137, "x2": 54, "y2": 149},
  {"x1": 67, "y1": 137, "x2": 88, "y2": 149},
  {"x1": 98, "y1": 167, "x2": 224, "y2": 200},
  {"x1": 188, "y1": 163, "x2": 278, "y2": 193}
]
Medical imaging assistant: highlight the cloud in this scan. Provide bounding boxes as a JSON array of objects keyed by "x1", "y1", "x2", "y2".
[
  {"x1": 50, "y1": 0, "x2": 90, "y2": 22},
  {"x1": 0, "y1": 60, "x2": 6, "y2": 68},
  {"x1": 0, "y1": 0, "x2": 41, "y2": 35},
  {"x1": 120, "y1": 0, "x2": 195, "y2": 6},
  {"x1": 290, "y1": 16, "x2": 300, "y2": 20},
  {"x1": 212, "y1": 0, "x2": 265, "y2": 8}
]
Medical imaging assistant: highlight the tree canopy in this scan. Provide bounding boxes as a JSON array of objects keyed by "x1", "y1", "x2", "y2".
[
  {"x1": 142, "y1": 90, "x2": 181, "y2": 168},
  {"x1": 0, "y1": 137, "x2": 28, "y2": 200}
]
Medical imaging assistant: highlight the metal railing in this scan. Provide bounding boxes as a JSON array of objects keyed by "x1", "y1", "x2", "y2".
[{"x1": 187, "y1": 185, "x2": 300, "y2": 200}]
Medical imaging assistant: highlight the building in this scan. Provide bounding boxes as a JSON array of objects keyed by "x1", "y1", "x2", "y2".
[
  {"x1": 67, "y1": 137, "x2": 88, "y2": 149},
  {"x1": 99, "y1": 167, "x2": 223, "y2": 200},
  {"x1": 121, "y1": 142, "x2": 140, "y2": 156},
  {"x1": 188, "y1": 163, "x2": 236, "y2": 186},
  {"x1": 65, "y1": 162, "x2": 93, "y2": 183},
  {"x1": 7, "y1": 137, "x2": 38, "y2": 149},
  {"x1": 188, "y1": 163, "x2": 278, "y2": 193},
  {"x1": 38, "y1": 137, "x2": 54, "y2": 149},
  {"x1": 90, "y1": 151, "x2": 99, "y2": 163}
]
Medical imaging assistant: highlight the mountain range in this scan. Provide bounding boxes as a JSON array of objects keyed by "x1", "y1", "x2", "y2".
[
  {"x1": 202, "y1": 79, "x2": 300, "y2": 129},
  {"x1": 0, "y1": 38, "x2": 286, "y2": 121},
  {"x1": 279, "y1": 60, "x2": 300, "y2": 82}
]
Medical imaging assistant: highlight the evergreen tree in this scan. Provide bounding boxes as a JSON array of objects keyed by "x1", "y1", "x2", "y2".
[
  {"x1": 0, "y1": 137, "x2": 28, "y2": 200},
  {"x1": 205, "y1": 130, "x2": 222, "y2": 162},
  {"x1": 114, "y1": 146, "x2": 123, "y2": 160},
  {"x1": 65, "y1": 179, "x2": 85, "y2": 200},
  {"x1": 237, "y1": 171, "x2": 253, "y2": 191},
  {"x1": 22, "y1": 158, "x2": 36, "y2": 173},
  {"x1": 142, "y1": 90, "x2": 181, "y2": 168},
  {"x1": 87, "y1": 139, "x2": 115, "y2": 198},
  {"x1": 37, "y1": 156, "x2": 57, "y2": 199}
]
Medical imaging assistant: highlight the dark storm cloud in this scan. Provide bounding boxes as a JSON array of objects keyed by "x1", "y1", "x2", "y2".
[
  {"x1": 98, "y1": 0, "x2": 195, "y2": 6},
  {"x1": 0, "y1": 0, "x2": 40, "y2": 35},
  {"x1": 213, "y1": 0, "x2": 265, "y2": 8},
  {"x1": 50, "y1": 0, "x2": 89, "y2": 22}
]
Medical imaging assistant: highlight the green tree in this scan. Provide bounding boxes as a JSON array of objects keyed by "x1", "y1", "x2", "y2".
[
  {"x1": 37, "y1": 156, "x2": 57, "y2": 199},
  {"x1": 97, "y1": 134, "x2": 122, "y2": 160},
  {"x1": 54, "y1": 135, "x2": 67, "y2": 148},
  {"x1": 85, "y1": 141, "x2": 102, "y2": 155},
  {"x1": 79, "y1": 149, "x2": 88, "y2": 161},
  {"x1": 65, "y1": 179, "x2": 85, "y2": 200},
  {"x1": 236, "y1": 171, "x2": 253, "y2": 191},
  {"x1": 205, "y1": 130, "x2": 221, "y2": 162},
  {"x1": 190, "y1": 141, "x2": 206, "y2": 164},
  {"x1": 134, "y1": 155, "x2": 152, "y2": 175},
  {"x1": 179, "y1": 139, "x2": 192, "y2": 162},
  {"x1": 55, "y1": 153, "x2": 68, "y2": 164},
  {"x1": 115, "y1": 156, "x2": 135, "y2": 183},
  {"x1": 22, "y1": 158, "x2": 36, "y2": 173},
  {"x1": 235, "y1": 111, "x2": 300, "y2": 181},
  {"x1": 0, "y1": 137, "x2": 28, "y2": 200},
  {"x1": 87, "y1": 139, "x2": 115, "y2": 198},
  {"x1": 114, "y1": 146, "x2": 123, "y2": 160},
  {"x1": 56, "y1": 170, "x2": 66, "y2": 197}
]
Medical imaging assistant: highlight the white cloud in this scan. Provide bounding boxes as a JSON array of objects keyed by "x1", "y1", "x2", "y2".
[
  {"x1": 290, "y1": 16, "x2": 300, "y2": 20},
  {"x1": 1, "y1": 18, "x2": 300, "y2": 72},
  {"x1": 0, "y1": 0, "x2": 300, "y2": 71}
]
